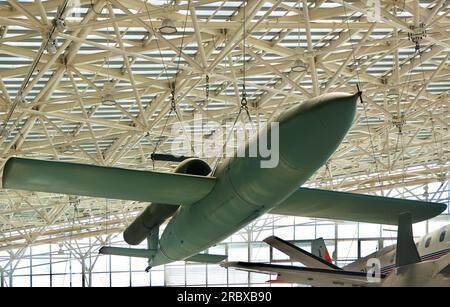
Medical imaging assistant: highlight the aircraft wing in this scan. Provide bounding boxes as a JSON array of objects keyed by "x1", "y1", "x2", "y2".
[
  {"x1": 264, "y1": 236, "x2": 341, "y2": 270},
  {"x1": 270, "y1": 188, "x2": 447, "y2": 225},
  {"x1": 2, "y1": 158, "x2": 215, "y2": 205},
  {"x1": 99, "y1": 247, "x2": 227, "y2": 264},
  {"x1": 222, "y1": 262, "x2": 384, "y2": 287}
]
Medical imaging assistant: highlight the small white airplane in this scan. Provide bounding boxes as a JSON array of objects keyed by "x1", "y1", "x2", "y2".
[{"x1": 222, "y1": 213, "x2": 450, "y2": 287}]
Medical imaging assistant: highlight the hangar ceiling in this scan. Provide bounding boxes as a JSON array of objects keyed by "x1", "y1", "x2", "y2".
[{"x1": 0, "y1": 0, "x2": 448, "y2": 251}]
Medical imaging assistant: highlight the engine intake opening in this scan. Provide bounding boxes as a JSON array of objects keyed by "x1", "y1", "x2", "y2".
[{"x1": 174, "y1": 158, "x2": 211, "y2": 176}]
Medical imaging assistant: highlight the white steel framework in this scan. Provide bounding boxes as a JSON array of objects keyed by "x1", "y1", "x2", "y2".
[{"x1": 0, "y1": 0, "x2": 448, "y2": 264}]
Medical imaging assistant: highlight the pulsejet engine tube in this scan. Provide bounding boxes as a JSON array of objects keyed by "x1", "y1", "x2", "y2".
[{"x1": 123, "y1": 158, "x2": 212, "y2": 245}]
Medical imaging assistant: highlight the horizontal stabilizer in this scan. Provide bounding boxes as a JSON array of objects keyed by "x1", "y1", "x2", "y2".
[
  {"x1": 186, "y1": 253, "x2": 227, "y2": 264},
  {"x1": 271, "y1": 187, "x2": 447, "y2": 225},
  {"x1": 436, "y1": 253, "x2": 450, "y2": 278},
  {"x1": 99, "y1": 246, "x2": 154, "y2": 258},
  {"x1": 264, "y1": 236, "x2": 340, "y2": 270},
  {"x1": 3, "y1": 158, "x2": 216, "y2": 205},
  {"x1": 222, "y1": 262, "x2": 385, "y2": 287}
]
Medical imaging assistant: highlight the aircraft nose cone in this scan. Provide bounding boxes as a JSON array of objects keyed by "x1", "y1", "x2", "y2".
[
  {"x1": 278, "y1": 92, "x2": 358, "y2": 172},
  {"x1": 314, "y1": 92, "x2": 359, "y2": 140}
]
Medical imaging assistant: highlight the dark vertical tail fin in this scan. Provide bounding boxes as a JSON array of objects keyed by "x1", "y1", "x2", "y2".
[
  {"x1": 311, "y1": 238, "x2": 333, "y2": 264},
  {"x1": 395, "y1": 212, "x2": 421, "y2": 267}
]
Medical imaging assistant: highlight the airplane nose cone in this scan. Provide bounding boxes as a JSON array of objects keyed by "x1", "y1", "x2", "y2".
[
  {"x1": 314, "y1": 92, "x2": 359, "y2": 139},
  {"x1": 278, "y1": 92, "x2": 358, "y2": 172}
]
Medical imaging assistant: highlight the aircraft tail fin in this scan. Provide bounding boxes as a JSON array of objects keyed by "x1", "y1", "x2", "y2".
[
  {"x1": 311, "y1": 237, "x2": 333, "y2": 264},
  {"x1": 186, "y1": 253, "x2": 227, "y2": 264},
  {"x1": 395, "y1": 212, "x2": 421, "y2": 267},
  {"x1": 99, "y1": 246, "x2": 155, "y2": 259}
]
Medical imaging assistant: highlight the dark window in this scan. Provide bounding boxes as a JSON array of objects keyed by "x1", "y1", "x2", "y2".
[
  {"x1": 439, "y1": 231, "x2": 446, "y2": 243},
  {"x1": 425, "y1": 237, "x2": 432, "y2": 248}
]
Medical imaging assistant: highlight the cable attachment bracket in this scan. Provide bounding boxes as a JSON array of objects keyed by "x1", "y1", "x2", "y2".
[
  {"x1": 239, "y1": 85, "x2": 255, "y2": 130},
  {"x1": 240, "y1": 84, "x2": 248, "y2": 110},
  {"x1": 408, "y1": 23, "x2": 427, "y2": 53},
  {"x1": 392, "y1": 114, "x2": 406, "y2": 134},
  {"x1": 170, "y1": 86, "x2": 176, "y2": 112},
  {"x1": 205, "y1": 75, "x2": 210, "y2": 102}
]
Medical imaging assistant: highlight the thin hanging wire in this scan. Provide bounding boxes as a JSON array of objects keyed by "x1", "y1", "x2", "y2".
[
  {"x1": 107, "y1": 22, "x2": 110, "y2": 83},
  {"x1": 144, "y1": 1, "x2": 171, "y2": 83},
  {"x1": 297, "y1": 0, "x2": 301, "y2": 49},
  {"x1": 211, "y1": 1, "x2": 255, "y2": 174},
  {"x1": 391, "y1": 6, "x2": 416, "y2": 172},
  {"x1": 204, "y1": 75, "x2": 210, "y2": 107},
  {"x1": 105, "y1": 198, "x2": 110, "y2": 245},
  {"x1": 240, "y1": 0, "x2": 255, "y2": 130},
  {"x1": 417, "y1": 41, "x2": 445, "y2": 176},
  {"x1": 150, "y1": 106, "x2": 174, "y2": 170},
  {"x1": 170, "y1": 0, "x2": 198, "y2": 158},
  {"x1": 211, "y1": 105, "x2": 245, "y2": 175},
  {"x1": 242, "y1": 0, "x2": 247, "y2": 97},
  {"x1": 341, "y1": 1, "x2": 384, "y2": 193},
  {"x1": 144, "y1": 1, "x2": 194, "y2": 163},
  {"x1": 64, "y1": 198, "x2": 78, "y2": 280},
  {"x1": 399, "y1": 128, "x2": 406, "y2": 190},
  {"x1": 173, "y1": 0, "x2": 191, "y2": 89}
]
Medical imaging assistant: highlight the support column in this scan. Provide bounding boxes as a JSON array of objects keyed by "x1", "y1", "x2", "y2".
[
  {"x1": 334, "y1": 223, "x2": 338, "y2": 265},
  {"x1": 1, "y1": 267, "x2": 4, "y2": 287},
  {"x1": 81, "y1": 257, "x2": 86, "y2": 288}
]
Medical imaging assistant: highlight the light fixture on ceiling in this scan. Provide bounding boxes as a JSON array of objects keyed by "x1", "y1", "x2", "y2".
[
  {"x1": 59, "y1": 145, "x2": 75, "y2": 155},
  {"x1": 57, "y1": 243, "x2": 65, "y2": 255},
  {"x1": 0, "y1": 26, "x2": 7, "y2": 38},
  {"x1": 291, "y1": 59, "x2": 307, "y2": 73},
  {"x1": 46, "y1": 39, "x2": 58, "y2": 54},
  {"x1": 102, "y1": 93, "x2": 116, "y2": 106},
  {"x1": 159, "y1": 17, "x2": 177, "y2": 35},
  {"x1": 386, "y1": 88, "x2": 399, "y2": 100}
]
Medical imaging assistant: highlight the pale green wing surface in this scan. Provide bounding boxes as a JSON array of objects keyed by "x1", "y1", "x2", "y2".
[
  {"x1": 99, "y1": 247, "x2": 153, "y2": 258},
  {"x1": 270, "y1": 188, "x2": 447, "y2": 225},
  {"x1": 2, "y1": 158, "x2": 215, "y2": 205},
  {"x1": 186, "y1": 253, "x2": 228, "y2": 264}
]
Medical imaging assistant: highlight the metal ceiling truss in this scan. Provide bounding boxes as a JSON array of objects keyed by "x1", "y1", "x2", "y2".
[{"x1": 0, "y1": 0, "x2": 448, "y2": 250}]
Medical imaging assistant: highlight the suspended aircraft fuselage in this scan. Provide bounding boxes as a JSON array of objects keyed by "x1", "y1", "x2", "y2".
[{"x1": 149, "y1": 93, "x2": 358, "y2": 266}]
